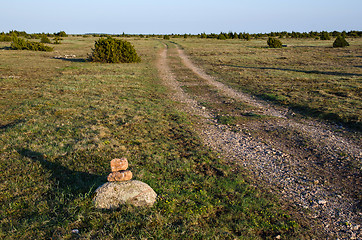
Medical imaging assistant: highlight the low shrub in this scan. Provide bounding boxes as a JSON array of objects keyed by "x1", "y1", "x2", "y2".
[
  {"x1": 40, "y1": 35, "x2": 51, "y2": 43},
  {"x1": 90, "y1": 37, "x2": 141, "y2": 63},
  {"x1": 11, "y1": 37, "x2": 53, "y2": 51},
  {"x1": 163, "y1": 35, "x2": 170, "y2": 40},
  {"x1": 333, "y1": 35, "x2": 349, "y2": 48},
  {"x1": 267, "y1": 37, "x2": 283, "y2": 48},
  {"x1": 0, "y1": 33, "x2": 13, "y2": 42},
  {"x1": 53, "y1": 36, "x2": 61, "y2": 44}
]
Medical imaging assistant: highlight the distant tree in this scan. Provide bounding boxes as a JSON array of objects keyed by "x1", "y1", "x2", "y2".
[
  {"x1": 217, "y1": 33, "x2": 226, "y2": 40},
  {"x1": 163, "y1": 35, "x2": 170, "y2": 40},
  {"x1": 255, "y1": 33, "x2": 264, "y2": 39},
  {"x1": 55, "y1": 31, "x2": 67, "y2": 37},
  {"x1": 333, "y1": 35, "x2": 349, "y2": 48},
  {"x1": 301, "y1": 32, "x2": 308, "y2": 38},
  {"x1": 291, "y1": 31, "x2": 298, "y2": 38},
  {"x1": 348, "y1": 31, "x2": 359, "y2": 37},
  {"x1": 331, "y1": 31, "x2": 340, "y2": 37},
  {"x1": 309, "y1": 31, "x2": 318, "y2": 38},
  {"x1": 320, "y1": 31, "x2": 330, "y2": 40}
]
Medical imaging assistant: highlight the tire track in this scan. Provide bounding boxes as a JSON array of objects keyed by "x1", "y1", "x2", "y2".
[
  {"x1": 177, "y1": 47, "x2": 287, "y2": 118},
  {"x1": 177, "y1": 45, "x2": 361, "y2": 166},
  {"x1": 157, "y1": 43, "x2": 361, "y2": 239}
]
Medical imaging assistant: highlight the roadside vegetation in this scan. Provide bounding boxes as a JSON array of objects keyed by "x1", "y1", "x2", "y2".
[{"x1": 0, "y1": 36, "x2": 312, "y2": 239}]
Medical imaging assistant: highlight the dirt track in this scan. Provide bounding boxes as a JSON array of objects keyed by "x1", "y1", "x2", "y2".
[{"x1": 157, "y1": 43, "x2": 361, "y2": 239}]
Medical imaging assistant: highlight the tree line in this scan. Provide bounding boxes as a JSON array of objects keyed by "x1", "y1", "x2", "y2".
[
  {"x1": 1, "y1": 30, "x2": 361, "y2": 42},
  {"x1": 198, "y1": 30, "x2": 361, "y2": 40},
  {"x1": 0, "y1": 30, "x2": 67, "y2": 41}
]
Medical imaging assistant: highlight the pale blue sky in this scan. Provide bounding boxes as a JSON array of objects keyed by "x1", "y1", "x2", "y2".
[{"x1": 1, "y1": 0, "x2": 361, "y2": 34}]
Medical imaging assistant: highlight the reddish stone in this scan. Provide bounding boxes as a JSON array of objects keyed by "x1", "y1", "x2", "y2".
[
  {"x1": 110, "y1": 158, "x2": 128, "y2": 172},
  {"x1": 107, "y1": 170, "x2": 133, "y2": 182}
]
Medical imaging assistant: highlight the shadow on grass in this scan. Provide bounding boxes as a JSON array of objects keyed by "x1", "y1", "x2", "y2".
[
  {"x1": 258, "y1": 93, "x2": 361, "y2": 131},
  {"x1": 17, "y1": 148, "x2": 105, "y2": 194},
  {"x1": 55, "y1": 57, "x2": 88, "y2": 62},
  {"x1": 222, "y1": 64, "x2": 362, "y2": 77},
  {"x1": 0, "y1": 119, "x2": 25, "y2": 131}
]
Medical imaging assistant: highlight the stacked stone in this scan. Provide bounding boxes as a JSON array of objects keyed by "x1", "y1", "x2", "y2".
[
  {"x1": 94, "y1": 157, "x2": 157, "y2": 209},
  {"x1": 107, "y1": 157, "x2": 133, "y2": 182}
]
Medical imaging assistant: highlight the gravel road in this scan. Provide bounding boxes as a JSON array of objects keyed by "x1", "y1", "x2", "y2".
[{"x1": 157, "y1": 44, "x2": 361, "y2": 239}]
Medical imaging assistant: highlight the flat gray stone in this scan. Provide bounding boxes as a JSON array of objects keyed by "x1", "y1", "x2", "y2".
[{"x1": 93, "y1": 180, "x2": 157, "y2": 209}]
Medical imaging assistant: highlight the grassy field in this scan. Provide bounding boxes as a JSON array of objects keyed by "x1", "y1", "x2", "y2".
[
  {"x1": 0, "y1": 37, "x2": 313, "y2": 239},
  {"x1": 172, "y1": 37, "x2": 362, "y2": 130}
]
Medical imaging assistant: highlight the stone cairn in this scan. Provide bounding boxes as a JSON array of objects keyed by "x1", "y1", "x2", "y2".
[
  {"x1": 94, "y1": 157, "x2": 157, "y2": 209},
  {"x1": 107, "y1": 157, "x2": 133, "y2": 182}
]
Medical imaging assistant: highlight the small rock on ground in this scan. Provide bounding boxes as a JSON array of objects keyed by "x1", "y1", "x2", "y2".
[{"x1": 94, "y1": 180, "x2": 157, "y2": 209}]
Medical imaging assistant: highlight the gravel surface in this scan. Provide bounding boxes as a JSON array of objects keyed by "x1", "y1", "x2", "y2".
[{"x1": 157, "y1": 44, "x2": 362, "y2": 239}]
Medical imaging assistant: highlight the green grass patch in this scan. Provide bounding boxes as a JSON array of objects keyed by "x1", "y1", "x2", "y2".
[
  {"x1": 216, "y1": 113, "x2": 270, "y2": 126},
  {"x1": 0, "y1": 37, "x2": 310, "y2": 239},
  {"x1": 260, "y1": 93, "x2": 289, "y2": 104},
  {"x1": 216, "y1": 115, "x2": 237, "y2": 125}
]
